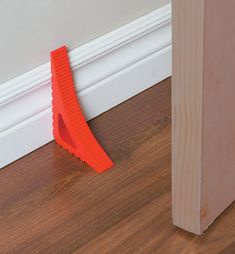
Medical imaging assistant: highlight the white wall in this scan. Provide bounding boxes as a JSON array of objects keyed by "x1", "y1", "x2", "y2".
[{"x1": 0, "y1": 0, "x2": 170, "y2": 84}]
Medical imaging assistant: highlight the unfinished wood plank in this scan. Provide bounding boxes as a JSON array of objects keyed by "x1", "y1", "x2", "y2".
[
  {"x1": 201, "y1": 0, "x2": 235, "y2": 232},
  {"x1": 172, "y1": 0, "x2": 235, "y2": 234},
  {"x1": 172, "y1": 0, "x2": 205, "y2": 234}
]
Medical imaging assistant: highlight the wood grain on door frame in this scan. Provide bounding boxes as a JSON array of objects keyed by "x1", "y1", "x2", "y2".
[{"x1": 172, "y1": 0, "x2": 235, "y2": 234}]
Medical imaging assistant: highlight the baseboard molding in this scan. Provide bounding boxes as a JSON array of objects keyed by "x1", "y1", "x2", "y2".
[{"x1": 0, "y1": 4, "x2": 172, "y2": 168}]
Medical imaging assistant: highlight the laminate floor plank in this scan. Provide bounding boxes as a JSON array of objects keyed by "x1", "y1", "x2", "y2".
[{"x1": 0, "y1": 79, "x2": 234, "y2": 254}]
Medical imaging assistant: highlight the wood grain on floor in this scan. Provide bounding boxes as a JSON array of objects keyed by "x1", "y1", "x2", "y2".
[{"x1": 0, "y1": 78, "x2": 234, "y2": 254}]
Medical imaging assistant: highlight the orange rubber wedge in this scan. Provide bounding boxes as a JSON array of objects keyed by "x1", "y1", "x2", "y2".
[{"x1": 51, "y1": 46, "x2": 114, "y2": 173}]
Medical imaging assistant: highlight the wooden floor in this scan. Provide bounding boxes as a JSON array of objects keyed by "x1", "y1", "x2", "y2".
[{"x1": 0, "y1": 79, "x2": 234, "y2": 254}]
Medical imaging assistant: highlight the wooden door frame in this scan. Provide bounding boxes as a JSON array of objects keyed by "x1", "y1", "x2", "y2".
[{"x1": 172, "y1": 0, "x2": 235, "y2": 234}]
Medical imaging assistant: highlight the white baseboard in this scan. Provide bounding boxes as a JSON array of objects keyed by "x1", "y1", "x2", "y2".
[{"x1": 0, "y1": 4, "x2": 172, "y2": 168}]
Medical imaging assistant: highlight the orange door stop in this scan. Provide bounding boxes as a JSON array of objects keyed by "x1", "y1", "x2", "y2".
[{"x1": 50, "y1": 46, "x2": 114, "y2": 173}]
